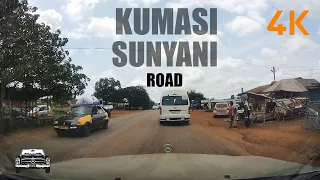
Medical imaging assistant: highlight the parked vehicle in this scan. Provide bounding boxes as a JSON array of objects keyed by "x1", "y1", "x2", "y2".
[
  {"x1": 28, "y1": 105, "x2": 52, "y2": 117},
  {"x1": 213, "y1": 103, "x2": 229, "y2": 118},
  {"x1": 54, "y1": 96, "x2": 109, "y2": 137},
  {"x1": 152, "y1": 104, "x2": 160, "y2": 110},
  {"x1": 160, "y1": 90, "x2": 190, "y2": 124}
]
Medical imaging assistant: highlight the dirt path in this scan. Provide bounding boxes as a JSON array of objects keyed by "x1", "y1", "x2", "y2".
[{"x1": 191, "y1": 110, "x2": 320, "y2": 167}]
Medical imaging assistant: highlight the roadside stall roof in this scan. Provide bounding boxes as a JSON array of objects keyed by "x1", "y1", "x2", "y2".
[
  {"x1": 263, "y1": 79, "x2": 308, "y2": 93},
  {"x1": 2, "y1": 85, "x2": 51, "y2": 101},
  {"x1": 239, "y1": 92, "x2": 272, "y2": 99}
]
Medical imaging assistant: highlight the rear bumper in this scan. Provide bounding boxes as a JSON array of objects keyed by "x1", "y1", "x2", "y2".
[
  {"x1": 160, "y1": 117, "x2": 190, "y2": 122},
  {"x1": 213, "y1": 111, "x2": 229, "y2": 116}
]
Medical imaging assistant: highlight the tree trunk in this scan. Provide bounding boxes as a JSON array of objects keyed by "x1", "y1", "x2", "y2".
[{"x1": 0, "y1": 82, "x2": 5, "y2": 137}]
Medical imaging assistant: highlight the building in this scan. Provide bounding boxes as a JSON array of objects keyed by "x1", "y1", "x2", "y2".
[
  {"x1": 294, "y1": 77, "x2": 320, "y2": 101},
  {"x1": 245, "y1": 77, "x2": 320, "y2": 101}
]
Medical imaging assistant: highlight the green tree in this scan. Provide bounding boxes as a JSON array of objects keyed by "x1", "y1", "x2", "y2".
[
  {"x1": 93, "y1": 78, "x2": 121, "y2": 103},
  {"x1": 187, "y1": 90, "x2": 206, "y2": 102},
  {"x1": 0, "y1": 0, "x2": 89, "y2": 114},
  {"x1": 121, "y1": 86, "x2": 151, "y2": 109}
]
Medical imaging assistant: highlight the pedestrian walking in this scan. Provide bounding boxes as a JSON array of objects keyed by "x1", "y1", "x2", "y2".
[
  {"x1": 229, "y1": 101, "x2": 238, "y2": 128},
  {"x1": 244, "y1": 105, "x2": 251, "y2": 128}
]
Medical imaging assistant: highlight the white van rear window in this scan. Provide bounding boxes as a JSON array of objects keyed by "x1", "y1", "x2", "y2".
[{"x1": 162, "y1": 96, "x2": 189, "y2": 105}]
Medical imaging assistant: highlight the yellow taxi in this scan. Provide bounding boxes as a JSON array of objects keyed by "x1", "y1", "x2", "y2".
[{"x1": 53, "y1": 105, "x2": 109, "y2": 136}]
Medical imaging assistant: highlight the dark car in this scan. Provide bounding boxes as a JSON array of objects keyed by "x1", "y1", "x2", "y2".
[{"x1": 53, "y1": 105, "x2": 109, "y2": 137}]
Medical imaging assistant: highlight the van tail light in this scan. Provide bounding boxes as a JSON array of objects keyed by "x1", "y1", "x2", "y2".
[{"x1": 160, "y1": 106, "x2": 162, "y2": 115}]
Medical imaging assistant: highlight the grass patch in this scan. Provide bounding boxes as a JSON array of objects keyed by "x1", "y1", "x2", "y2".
[{"x1": 51, "y1": 106, "x2": 69, "y2": 112}]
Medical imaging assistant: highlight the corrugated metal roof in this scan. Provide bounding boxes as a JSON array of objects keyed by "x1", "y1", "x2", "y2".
[
  {"x1": 246, "y1": 84, "x2": 272, "y2": 94},
  {"x1": 295, "y1": 77, "x2": 320, "y2": 89},
  {"x1": 263, "y1": 79, "x2": 308, "y2": 93},
  {"x1": 242, "y1": 92, "x2": 272, "y2": 99}
]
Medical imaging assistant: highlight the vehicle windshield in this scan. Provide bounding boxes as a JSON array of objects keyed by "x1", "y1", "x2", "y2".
[
  {"x1": 162, "y1": 96, "x2": 189, "y2": 106},
  {"x1": 1, "y1": 1, "x2": 320, "y2": 179},
  {"x1": 67, "y1": 106, "x2": 91, "y2": 115}
]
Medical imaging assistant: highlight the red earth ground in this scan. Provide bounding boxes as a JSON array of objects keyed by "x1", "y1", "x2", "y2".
[{"x1": 191, "y1": 110, "x2": 320, "y2": 167}]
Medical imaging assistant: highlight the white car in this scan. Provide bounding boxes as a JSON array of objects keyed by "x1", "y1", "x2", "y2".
[
  {"x1": 213, "y1": 103, "x2": 229, "y2": 118},
  {"x1": 152, "y1": 105, "x2": 159, "y2": 110},
  {"x1": 28, "y1": 105, "x2": 52, "y2": 117},
  {"x1": 160, "y1": 90, "x2": 190, "y2": 124}
]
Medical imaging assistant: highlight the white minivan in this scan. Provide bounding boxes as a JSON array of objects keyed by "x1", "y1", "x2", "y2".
[{"x1": 160, "y1": 90, "x2": 190, "y2": 124}]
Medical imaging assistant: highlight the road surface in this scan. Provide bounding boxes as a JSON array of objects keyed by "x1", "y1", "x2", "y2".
[{"x1": 0, "y1": 110, "x2": 243, "y2": 171}]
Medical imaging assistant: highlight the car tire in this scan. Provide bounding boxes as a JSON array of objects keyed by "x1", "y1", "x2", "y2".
[
  {"x1": 82, "y1": 123, "x2": 91, "y2": 137},
  {"x1": 160, "y1": 121, "x2": 164, "y2": 125},
  {"x1": 16, "y1": 168, "x2": 20, "y2": 173},
  {"x1": 102, "y1": 121, "x2": 108, "y2": 129},
  {"x1": 45, "y1": 168, "x2": 50, "y2": 173},
  {"x1": 185, "y1": 121, "x2": 189, "y2": 125}
]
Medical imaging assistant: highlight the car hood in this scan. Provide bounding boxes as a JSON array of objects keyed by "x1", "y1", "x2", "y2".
[
  {"x1": 20, "y1": 154, "x2": 320, "y2": 180},
  {"x1": 56, "y1": 114, "x2": 83, "y2": 121}
]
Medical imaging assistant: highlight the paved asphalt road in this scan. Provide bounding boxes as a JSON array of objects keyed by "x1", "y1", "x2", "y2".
[{"x1": 1, "y1": 110, "x2": 239, "y2": 171}]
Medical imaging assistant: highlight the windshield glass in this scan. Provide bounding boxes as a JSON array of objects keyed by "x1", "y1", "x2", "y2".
[
  {"x1": 67, "y1": 106, "x2": 91, "y2": 115},
  {"x1": 162, "y1": 96, "x2": 189, "y2": 106}
]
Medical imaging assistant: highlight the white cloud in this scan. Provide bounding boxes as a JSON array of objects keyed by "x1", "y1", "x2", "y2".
[
  {"x1": 66, "y1": 17, "x2": 121, "y2": 39},
  {"x1": 252, "y1": 59, "x2": 264, "y2": 65},
  {"x1": 36, "y1": 9, "x2": 62, "y2": 31},
  {"x1": 130, "y1": 76, "x2": 146, "y2": 86},
  {"x1": 68, "y1": 50, "x2": 78, "y2": 56},
  {"x1": 283, "y1": 35, "x2": 319, "y2": 52},
  {"x1": 225, "y1": 16, "x2": 262, "y2": 36},
  {"x1": 181, "y1": 67, "x2": 205, "y2": 88},
  {"x1": 167, "y1": 0, "x2": 268, "y2": 14},
  {"x1": 166, "y1": 0, "x2": 268, "y2": 36},
  {"x1": 227, "y1": 76, "x2": 258, "y2": 86},
  {"x1": 65, "y1": 31, "x2": 88, "y2": 39},
  {"x1": 260, "y1": 47, "x2": 287, "y2": 64},
  {"x1": 217, "y1": 57, "x2": 245, "y2": 69},
  {"x1": 61, "y1": 0, "x2": 104, "y2": 21},
  {"x1": 120, "y1": 0, "x2": 160, "y2": 7},
  {"x1": 86, "y1": 17, "x2": 121, "y2": 40},
  {"x1": 261, "y1": 47, "x2": 279, "y2": 57},
  {"x1": 272, "y1": 0, "x2": 320, "y2": 19},
  {"x1": 28, "y1": 0, "x2": 37, "y2": 6}
]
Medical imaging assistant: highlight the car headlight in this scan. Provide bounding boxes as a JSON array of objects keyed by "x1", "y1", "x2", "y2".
[
  {"x1": 15, "y1": 157, "x2": 20, "y2": 164},
  {"x1": 45, "y1": 157, "x2": 50, "y2": 165},
  {"x1": 71, "y1": 121, "x2": 77, "y2": 125}
]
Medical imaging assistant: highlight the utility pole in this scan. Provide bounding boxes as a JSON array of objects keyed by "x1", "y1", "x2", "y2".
[{"x1": 271, "y1": 67, "x2": 276, "y2": 81}]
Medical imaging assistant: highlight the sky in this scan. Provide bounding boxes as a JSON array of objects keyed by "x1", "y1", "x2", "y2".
[{"x1": 29, "y1": 0, "x2": 320, "y2": 102}]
